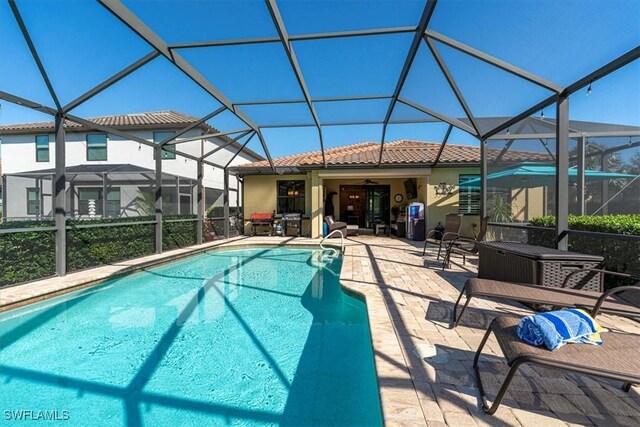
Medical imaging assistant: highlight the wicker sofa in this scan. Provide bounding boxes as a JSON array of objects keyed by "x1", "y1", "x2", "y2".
[{"x1": 324, "y1": 216, "x2": 347, "y2": 238}]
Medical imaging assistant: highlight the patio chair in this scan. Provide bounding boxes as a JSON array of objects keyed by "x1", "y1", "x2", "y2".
[
  {"x1": 324, "y1": 215, "x2": 347, "y2": 238},
  {"x1": 452, "y1": 269, "x2": 640, "y2": 328},
  {"x1": 422, "y1": 213, "x2": 462, "y2": 259},
  {"x1": 442, "y1": 216, "x2": 490, "y2": 269},
  {"x1": 474, "y1": 315, "x2": 640, "y2": 415}
]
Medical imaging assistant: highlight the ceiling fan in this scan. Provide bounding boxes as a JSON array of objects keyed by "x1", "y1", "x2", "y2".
[{"x1": 359, "y1": 179, "x2": 379, "y2": 185}]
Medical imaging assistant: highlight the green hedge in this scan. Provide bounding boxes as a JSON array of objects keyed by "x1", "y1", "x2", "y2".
[
  {"x1": 67, "y1": 216, "x2": 156, "y2": 272},
  {"x1": 206, "y1": 206, "x2": 241, "y2": 218},
  {"x1": 1, "y1": 215, "x2": 200, "y2": 287},
  {"x1": 528, "y1": 214, "x2": 640, "y2": 289},
  {"x1": 0, "y1": 228, "x2": 56, "y2": 287},
  {"x1": 163, "y1": 215, "x2": 198, "y2": 250}
]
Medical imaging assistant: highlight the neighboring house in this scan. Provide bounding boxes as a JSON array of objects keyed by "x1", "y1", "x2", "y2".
[
  {"x1": 230, "y1": 140, "x2": 551, "y2": 238},
  {"x1": 0, "y1": 111, "x2": 262, "y2": 220}
]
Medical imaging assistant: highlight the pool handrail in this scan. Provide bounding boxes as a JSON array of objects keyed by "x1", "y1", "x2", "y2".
[{"x1": 320, "y1": 230, "x2": 345, "y2": 254}]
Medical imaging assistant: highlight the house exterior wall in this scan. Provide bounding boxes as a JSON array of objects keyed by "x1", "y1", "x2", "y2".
[
  {"x1": 239, "y1": 166, "x2": 547, "y2": 239},
  {"x1": 427, "y1": 167, "x2": 480, "y2": 238},
  {"x1": 0, "y1": 128, "x2": 259, "y2": 219},
  {"x1": 511, "y1": 187, "x2": 545, "y2": 221},
  {"x1": 242, "y1": 173, "x2": 311, "y2": 233}
]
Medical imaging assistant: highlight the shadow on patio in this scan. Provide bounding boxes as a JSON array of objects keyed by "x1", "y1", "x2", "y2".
[{"x1": 343, "y1": 235, "x2": 640, "y2": 427}]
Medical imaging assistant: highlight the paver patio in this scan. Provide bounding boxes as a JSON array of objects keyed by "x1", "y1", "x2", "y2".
[
  {"x1": 338, "y1": 236, "x2": 640, "y2": 427},
  {"x1": 2, "y1": 235, "x2": 639, "y2": 426}
]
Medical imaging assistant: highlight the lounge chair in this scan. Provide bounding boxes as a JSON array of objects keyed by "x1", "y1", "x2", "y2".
[
  {"x1": 474, "y1": 315, "x2": 640, "y2": 414},
  {"x1": 422, "y1": 213, "x2": 462, "y2": 259},
  {"x1": 452, "y1": 269, "x2": 640, "y2": 328},
  {"x1": 442, "y1": 215, "x2": 489, "y2": 269}
]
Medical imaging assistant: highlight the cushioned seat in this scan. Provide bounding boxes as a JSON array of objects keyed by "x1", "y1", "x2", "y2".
[{"x1": 324, "y1": 216, "x2": 346, "y2": 238}]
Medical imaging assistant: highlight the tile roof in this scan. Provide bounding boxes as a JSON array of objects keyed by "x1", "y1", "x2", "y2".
[
  {"x1": 0, "y1": 110, "x2": 264, "y2": 161},
  {"x1": 234, "y1": 139, "x2": 552, "y2": 169},
  {"x1": 0, "y1": 111, "x2": 201, "y2": 133}
]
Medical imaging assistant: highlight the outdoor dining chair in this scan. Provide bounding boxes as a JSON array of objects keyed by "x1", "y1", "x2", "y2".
[{"x1": 422, "y1": 213, "x2": 462, "y2": 259}]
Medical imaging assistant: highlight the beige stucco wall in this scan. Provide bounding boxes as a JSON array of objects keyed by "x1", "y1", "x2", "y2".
[
  {"x1": 426, "y1": 167, "x2": 480, "y2": 238},
  {"x1": 241, "y1": 166, "x2": 544, "y2": 239},
  {"x1": 242, "y1": 173, "x2": 311, "y2": 234},
  {"x1": 511, "y1": 187, "x2": 545, "y2": 221}
]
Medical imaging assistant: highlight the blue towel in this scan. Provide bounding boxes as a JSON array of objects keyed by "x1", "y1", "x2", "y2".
[{"x1": 516, "y1": 309, "x2": 606, "y2": 351}]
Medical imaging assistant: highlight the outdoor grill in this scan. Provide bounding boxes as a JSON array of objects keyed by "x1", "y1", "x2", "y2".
[{"x1": 249, "y1": 212, "x2": 274, "y2": 236}]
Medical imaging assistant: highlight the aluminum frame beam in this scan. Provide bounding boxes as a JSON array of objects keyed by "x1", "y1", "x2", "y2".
[
  {"x1": 483, "y1": 47, "x2": 640, "y2": 140},
  {"x1": 424, "y1": 36, "x2": 481, "y2": 136},
  {"x1": 555, "y1": 94, "x2": 570, "y2": 250},
  {"x1": 163, "y1": 128, "x2": 251, "y2": 146},
  {"x1": 157, "y1": 106, "x2": 226, "y2": 146},
  {"x1": 200, "y1": 130, "x2": 253, "y2": 161},
  {"x1": 98, "y1": 0, "x2": 275, "y2": 171},
  {"x1": 154, "y1": 145, "x2": 163, "y2": 253},
  {"x1": 265, "y1": 0, "x2": 326, "y2": 166},
  {"x1": 397, "y1": 97, "x2": 478, "y2": 135},
  {"x1": 379, "y1": 0, "x2": 438, "y2": 165},
  {"x1": 168, "y1": 26, "x2": 417, "y2": 49},
  {"x1": 196, "y1": 160, "x2": 204, "y2": 244},
  {"x1": 0, "y1": 91, "x2": 58, "y2": 116},
  {"x1": 432, "y1": 124, "x2": 453, "y2": 167},
  {"x1": 424, "y1": 30, "x2": 562, "y2": 93},
  {"x1": 233, "y1": 94, "x2": 393, "y2": 106},
  {"x1": 63, "y1": 113, "x2": 219, "y2": 168},
  {"x1": 577, "y1": 136, "x2": 586, "y2": 215},
  {"x1": 54, "y1": 113, "x2": 66, "y2": 275},
  {"x1": 8, "y1": 0, "x2": 62, "y2": 111},
  {"x1": 225, "y1": 133, "x2": 257, "y2": 169},
  {"x1": 63, "y1": 51, "x2": 161, "y2": 113}
]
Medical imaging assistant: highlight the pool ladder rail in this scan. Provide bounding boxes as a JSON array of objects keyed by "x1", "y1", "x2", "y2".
[{"x1": 319, "y1": 229, "x2": 345, "y2": 255}]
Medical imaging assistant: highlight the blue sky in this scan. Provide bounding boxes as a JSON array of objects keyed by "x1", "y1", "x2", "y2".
[{"x1": 1, "y1": 0, "x2": 639, "y2": 159}]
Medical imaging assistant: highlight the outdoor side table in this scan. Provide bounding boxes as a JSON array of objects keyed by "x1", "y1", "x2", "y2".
[
  {"x1": 478, "y1": 241, "x2": 604, "y2": 291},
  {"x1": 375, "y1": 223, "x2": 388, "y2": 236}
]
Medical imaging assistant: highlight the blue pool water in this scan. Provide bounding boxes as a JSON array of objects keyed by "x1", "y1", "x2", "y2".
[{"x1": 0, "y1": 247, "x2": 382, "y2": 426}]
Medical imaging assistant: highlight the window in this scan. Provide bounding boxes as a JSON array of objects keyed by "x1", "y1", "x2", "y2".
[
  {"x1": 27, "y1": 188, "x2": 40, "y2": 215},
  {"x1": 87, "y1": 133, "x2": 108, "y2": 161},
  {"x1": 78, "y1": 187, "x2": 121, "y2": 217},
  {"x1": 277, "y1": 180, "x2": 305, "y2": 214},
  {"x1": 459, "y1": 174, "x2": 480, "y2": 215},
  {"x1": 36, "y1": 135, "x2": 49, "y2": 162},
  {"x1": 154, "y1": 131, "x2": 176, "y2": 159}
]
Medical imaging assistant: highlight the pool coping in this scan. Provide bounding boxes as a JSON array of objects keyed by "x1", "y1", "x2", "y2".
[
  {"x1": 0, "y1": 238, "x2": 412, "y2": 426},
  {"x1": 0, "y1": 237, "x2": 341, "y2": 312}
]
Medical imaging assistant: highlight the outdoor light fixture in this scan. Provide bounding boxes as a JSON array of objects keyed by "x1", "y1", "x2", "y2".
[
  {"x1": 434, "y1": 182, "x2": 455, "y2": 196},
  {"x1": 587, "y1": 81, "x2": 593, "y2": 96},
  {"x1": 506, "y1": 128, "x2": 510, "y2": 135},
  {"x1": 540, "y1": 109, "x2": 545, "y2": 119}
]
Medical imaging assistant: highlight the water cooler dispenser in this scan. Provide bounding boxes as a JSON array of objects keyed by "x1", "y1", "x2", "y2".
[{"x1": 406, "y1": 202, "x2": 424, "y2": 240}]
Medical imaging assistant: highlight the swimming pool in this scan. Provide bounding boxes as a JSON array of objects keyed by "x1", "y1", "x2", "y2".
[{"x1": 0, "y1": 247, "x2": 382, "y2": 426}]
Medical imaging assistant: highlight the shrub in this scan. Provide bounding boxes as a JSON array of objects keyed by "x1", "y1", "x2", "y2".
[
  {"x1": 528, "y1": 214, "x2": 640, "y2": 289},
  {"x1": 1, "y1": 215, "x2": 200, "y2": 287},
  {"x1": 206, "y1": 206, "x2": 241, "y2": 219}
]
